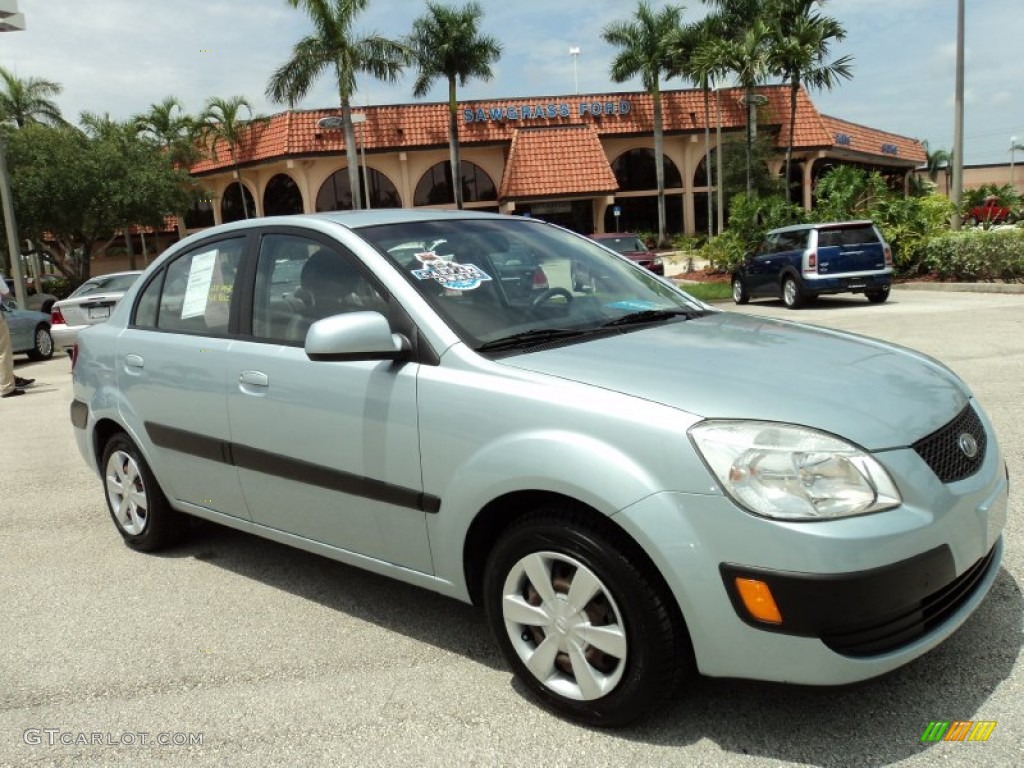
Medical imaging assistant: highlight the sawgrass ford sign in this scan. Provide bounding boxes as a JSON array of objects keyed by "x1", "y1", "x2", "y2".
[{"x1": 463, "y1": 100, "x2": 632, "y2": 123}]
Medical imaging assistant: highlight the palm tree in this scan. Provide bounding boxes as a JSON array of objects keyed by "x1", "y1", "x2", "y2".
[
  {"x1": 135, "y1": 96, "x2": 198, "y2": 167},
  {"x1": 604, "y1": 2, "x2": 686, "y2": 247},
  {"x1": 771, "y1": 1, "x2": 852, "y2": 201},
  {"x1": 921, "y1": 140, "x2": 952, "y2": 196},
  {"x1": 198, "y1": 96, "x2": 260, "y2": 219},
  {"x1": 670, "y1": 22, "x2": 717, "y2": 235},
  {"x1": 267, "y1": 0, "x2": 407, "y2": 210},
  {"x1": 408, "y1": 2, "x2": 501, "y2": 211},
  {"x1": 692, "y1": 18, "x2": 774, "y2": 197},
  {"x1": 0, "y1": 67, "x2": 65, "y2": 128}
]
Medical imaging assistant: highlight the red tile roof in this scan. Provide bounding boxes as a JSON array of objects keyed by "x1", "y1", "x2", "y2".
[
  {"x1": 189, "y1": 85, "x2": 925, "y2": 176},
  {"x1": 499, "y1": 125, "x2": 618, "y2": 200},
  {"x1": 821, "y1": 115, "x2": 927, "y2": 164}
]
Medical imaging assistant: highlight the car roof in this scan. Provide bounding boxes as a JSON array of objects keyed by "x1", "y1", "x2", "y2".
[
  {"x1": 767, "y1": 220, "x2": 875, "y2": 234},
  {"x1": 591, "y1": 232, "x2": 638, "y2": 239}
]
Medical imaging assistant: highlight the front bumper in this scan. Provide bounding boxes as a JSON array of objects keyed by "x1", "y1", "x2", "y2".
[
  {"x1": 720, "y1": 542, "x2": 998, "y2": 658},
  {"x1": 611, "y1": 443, "x2": 1008, "y2": 685}
]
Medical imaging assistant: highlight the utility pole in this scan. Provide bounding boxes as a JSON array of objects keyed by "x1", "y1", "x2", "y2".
[{"x1": 951, "y1": 0, "x2": 965, "y2": 230}]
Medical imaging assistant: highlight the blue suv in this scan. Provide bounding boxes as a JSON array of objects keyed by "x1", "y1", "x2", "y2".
[{"x1": 732, "y1": 221, "x2": 893, "y2": 309}]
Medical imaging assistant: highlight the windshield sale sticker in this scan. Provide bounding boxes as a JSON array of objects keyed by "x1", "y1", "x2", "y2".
[{"x1": 412, "y1": 252, "x2": 492, "y2": 291}]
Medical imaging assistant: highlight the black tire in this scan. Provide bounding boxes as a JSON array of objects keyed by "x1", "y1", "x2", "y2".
[
  {"x1": 731, "y1": 276, "x2": 750, "y2": 305},
  {"x1": 483, "y1": 506, "x2": 690, "y2": 727},
  {"x1": 781, "y1": 276, "x2": 805, "y2": 309},
  {"x1": 100, "y1": 433, "x2": 187, "y2": 552},
  {"x1": 26, "y1": 324, "x2": 53, "y2": 361},
  {"x1": 41, "y1": 299, "x2": 55, "y2": 315},
  {"x1": 866, "y1": 285, "x2": 890, "y2": 304}
]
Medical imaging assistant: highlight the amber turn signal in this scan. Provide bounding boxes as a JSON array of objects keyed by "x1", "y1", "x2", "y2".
[{"x1": 734, "y1": 578, "x2": 783, "y2": 624}]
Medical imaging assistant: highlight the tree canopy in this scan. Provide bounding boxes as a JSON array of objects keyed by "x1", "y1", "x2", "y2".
[{"x1": 4, "y1": 123, "x2": 195, "y2": 280}]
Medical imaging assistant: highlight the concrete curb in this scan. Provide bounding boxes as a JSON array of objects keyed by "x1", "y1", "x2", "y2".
[{"x1": 893, "y1": 281, "x2": 1024, "y2": 294}]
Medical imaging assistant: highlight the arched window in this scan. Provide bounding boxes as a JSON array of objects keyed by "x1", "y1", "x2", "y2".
[
  {"x1": 263, "y1": 173, "x2": 304, "y2": 216},
  {"x1": 692, "y1": 148, "x2": 721, "y2": 188},
  {"x1": 221, "y1": 181, "x2": 256, "y2": 223},
  {"x1": 611, "y1": 148, "x2": 682, "y2": 191},
  {"x1": 316, "y1": 167, "x2": 402, "y2": 211},
  {"x1": 184, "y1": 191, "x2": 215, "y2": 229},
  {"x1": 414, "y1": 160, "x2": 496, "y2": 206}
]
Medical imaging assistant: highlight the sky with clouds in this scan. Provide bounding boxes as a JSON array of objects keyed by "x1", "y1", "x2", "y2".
[{"x1": 1, "y1": 0, "x2": 1020, "y2": 166}]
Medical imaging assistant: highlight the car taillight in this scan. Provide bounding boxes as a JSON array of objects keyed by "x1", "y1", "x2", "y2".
[
  {"x1": 883, "y1": 245, "x2": 893, "y2": 267},
  {"x1": 70, "y1": 343, "x2": 79, "y2": 371},
  {"x1": 806, "y1": 251, "x2": 817, "y2": 270},
  {"x1": 532, "y1": 266, "x2": 549, "y2": 290},
  {"x1": 51, "y1": 306, "x2": 66, "y2": 325}
]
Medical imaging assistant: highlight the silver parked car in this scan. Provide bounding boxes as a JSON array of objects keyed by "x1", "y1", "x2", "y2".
[
  {"x1": 50, "y1": 271, "x2": 143, "y2": 352},
  {"x1": 70, "y1": 211, "x2": 1008, "y2": 726},
  {"x1": 1, "y1": 297, "x2": 53, "y2": 360}
]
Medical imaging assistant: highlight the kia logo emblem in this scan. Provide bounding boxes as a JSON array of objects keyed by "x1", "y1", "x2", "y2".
[{"x1": 958, "y1": 433, "x2": 979, "y2": 459}]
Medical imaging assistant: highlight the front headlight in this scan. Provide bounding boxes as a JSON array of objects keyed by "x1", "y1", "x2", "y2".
[{"x1": 689, "y1": 421, "x2": 901, "y2": 520}]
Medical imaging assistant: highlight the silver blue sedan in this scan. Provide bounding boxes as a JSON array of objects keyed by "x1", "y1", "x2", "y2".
[
  {"x1": 1, "y1": 298, "x2": 53, "y2": 360},
  {"x1": 69, "y1": 210, "x2": 1008, "y2": 726}
]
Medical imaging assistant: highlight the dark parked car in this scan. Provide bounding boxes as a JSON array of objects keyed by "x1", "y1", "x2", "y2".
[
  {"x1": 732, "y1": 221, "x2": 893, "y2": 309},
  {"x1": 588, "y1": 233, "x2": 664, "y2": 275}
]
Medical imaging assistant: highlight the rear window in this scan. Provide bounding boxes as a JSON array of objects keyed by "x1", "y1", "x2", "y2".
[
  {"x1": 70, "y1": 273, "x2": 141, "y2": 298},
  {"x1": 817, "y1": 225, "x2": 879, "y2": 247}
]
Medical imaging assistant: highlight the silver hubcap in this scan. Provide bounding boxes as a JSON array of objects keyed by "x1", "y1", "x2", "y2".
[
  {"x1": 36, "y1": 329, "x2": 52, "y2": 356},
  {"x1": 784, "y1": 280, "x2": 796, "y2": 305},
  {"x1": 733, "y1": 280, "x2": 743, "y2": 302},
  {"x1": 105, "y1": 450, "x2": 149, "y2": 535},
  {"x1": 501, "y1": 551, "x2": 627, "y2": 701}
]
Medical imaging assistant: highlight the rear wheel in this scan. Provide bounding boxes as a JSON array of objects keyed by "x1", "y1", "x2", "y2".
[
  {"x1": 782, "y1": 276, "x2": 805, "y2": 309},
  {"x1": 866, "y1": 285, "x2": 890, "y2": 304},
  {"x1": 26, "y1": 324, "x2": 53, "y2": 361},
  {"x1": 483, "y1": 507, "x2": 689, "y2": 727},
  {"x1": 732, "y1": 276, "x2": 750, "y2": 304},
  {"x1": 101, "y1": 433, "x2": 186, "y2": 551}
]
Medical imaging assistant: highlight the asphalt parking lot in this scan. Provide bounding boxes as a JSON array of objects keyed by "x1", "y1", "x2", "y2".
[{"x1": 1, "y1": 287, "x2": 1021, "y2": 768}]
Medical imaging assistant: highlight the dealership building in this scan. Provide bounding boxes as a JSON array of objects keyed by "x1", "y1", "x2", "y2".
[{"x1": 183, "y1": 84, "x2": 926, "y2": 238}]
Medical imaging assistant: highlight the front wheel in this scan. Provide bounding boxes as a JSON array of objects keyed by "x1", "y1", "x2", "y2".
[
  {"x1": 782, "y1": 276, "x2": 805, "y2": 309},
  {"x1": 483, "y1": 509, "x2": 689, "y2": 726},
  {"x1": 866, "y1": 285, "x2": 890, "y2": 304},
  {"x1": 732, "y1": 276, "x2": 750, "y2": 304},
  {"x1": 26, "y1": 324, "x2": 53, "y2": 361},
  {"x1": 101, "y1": 433, "x2": 186, "y2": 551}
]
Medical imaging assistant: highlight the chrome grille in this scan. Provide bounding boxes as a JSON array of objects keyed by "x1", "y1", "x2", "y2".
[{"x1": 912, "y1": 404, "x2": 986, "y2": 483}]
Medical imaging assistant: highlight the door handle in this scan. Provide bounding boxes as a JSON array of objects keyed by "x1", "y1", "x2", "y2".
[
  {"x1": 239, "y1": 370, "x2": 269, "y2": 388},
  {"x1": 123, "y1": 353, "x2": 144, "y2": 369}
]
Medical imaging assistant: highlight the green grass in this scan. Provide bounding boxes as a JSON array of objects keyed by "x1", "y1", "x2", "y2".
[{"x1": 676, "y1": 281, "x2": 733, "y2": 302}]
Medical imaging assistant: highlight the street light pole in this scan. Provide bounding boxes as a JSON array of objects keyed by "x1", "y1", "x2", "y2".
[
  {"x1": 951, "y1": 0, "x2": 965, "y2": 229},
  {"x1": 0, "y1": 1, "x2": 28, "y2": 308},
  {"x1": 715, "y1": 87, "x2": 725, "y2": 236},
  {"x1": 569, "y1": 47, "x2": 580, "y2": 95}
]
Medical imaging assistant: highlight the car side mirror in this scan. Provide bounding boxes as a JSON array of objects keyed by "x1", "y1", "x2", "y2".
[{"x1": 305, "y1": 311, "x2": 410, "y2": 362}]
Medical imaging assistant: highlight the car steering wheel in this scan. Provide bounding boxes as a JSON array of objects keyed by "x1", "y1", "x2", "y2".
[{"x1": 531, "y1": 287, "x2": 574, "y2": 307}]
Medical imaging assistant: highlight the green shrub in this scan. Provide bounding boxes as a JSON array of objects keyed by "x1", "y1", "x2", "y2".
[
  {"x1": 701, "y1": 229, "x2": 747, "y2": 273},
  {"x1": 922, "y1": 228, "x2": 1024, "y2": 281}
]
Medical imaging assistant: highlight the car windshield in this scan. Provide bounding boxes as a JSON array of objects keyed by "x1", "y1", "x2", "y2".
[
  {"x1": 595, "y1": 236, "x2": 647, "y2": 254},
  {"x1": 360, "y1": 218, "x2": 704, "y2": 352},
  {"x1": 71, "y1": 273, "x2": 141, "y2": 297}
]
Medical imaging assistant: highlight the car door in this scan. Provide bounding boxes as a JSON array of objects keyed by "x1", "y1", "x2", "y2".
[
  {"x1": 118, "y1": 234, "x2": 251, "y2": 520},
  {"x1": 225, "y1": 230, "x2": 432, "y2": 573},
  {"x1": 746, "y1": 234, "x2": 780, "y2": 296}
]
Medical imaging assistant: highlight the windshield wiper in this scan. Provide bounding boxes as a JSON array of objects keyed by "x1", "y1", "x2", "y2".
[
  {"x1": 476, "y1": 327, "x2": 590, "y2": 352},
  {"x1": 600, "y1": 307, "x2": 708, "y2": 328}
]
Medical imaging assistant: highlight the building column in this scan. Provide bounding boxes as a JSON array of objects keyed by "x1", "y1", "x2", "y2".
[
  {"x1": 398, "y1": 152, "x2": 412, "y2": 209},
  {"x1": 801, "y1": 159, "x2": 815, "y2": 211},
  {"x1": 594, "y1": 196, "x2": 614, "y2": 233}
]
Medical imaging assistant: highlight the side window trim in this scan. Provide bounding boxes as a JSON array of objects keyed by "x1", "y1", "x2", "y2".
[{"x1": 129, "y1": 232, "x2": 253, "y2": 336}]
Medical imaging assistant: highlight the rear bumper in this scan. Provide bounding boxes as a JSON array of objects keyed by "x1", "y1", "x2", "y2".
[{"x1": 804, "y1": 273, "x2": 892, "y2": 295}]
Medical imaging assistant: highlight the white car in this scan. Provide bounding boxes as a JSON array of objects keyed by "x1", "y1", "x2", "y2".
[{"x1": 50, "y1": 271, "x2": 143, "y2": 352}]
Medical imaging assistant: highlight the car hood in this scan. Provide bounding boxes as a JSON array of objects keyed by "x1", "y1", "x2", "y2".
[{"x1": 499, "y1": 311, "x2": 969, "y2": 450}]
